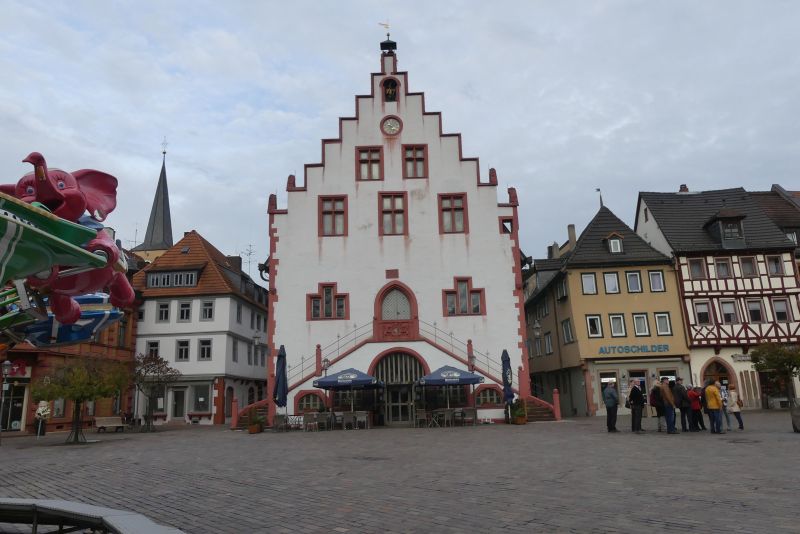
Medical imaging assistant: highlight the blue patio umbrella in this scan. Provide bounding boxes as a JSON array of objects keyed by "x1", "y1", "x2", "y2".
[
  {"x1": 418, "y1": 365, "x2": 484, "y2": 408},
  {"x1": 501, "y1": 350, "x2": 515, "y2": 405},
  {"x1": 313, "y1": 368, "x2": 384, "y2": 411},
  {"x1": 273, "y1": 345, "x2": 288, "y2": 409}
]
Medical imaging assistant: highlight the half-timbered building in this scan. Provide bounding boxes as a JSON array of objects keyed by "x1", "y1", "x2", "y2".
[{"x1": 636, "y1": 187, "x2": 800, "y2": 408}]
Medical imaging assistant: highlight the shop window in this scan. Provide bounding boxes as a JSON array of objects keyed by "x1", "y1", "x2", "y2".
[
  {"x1": 438, "y1": 194, "x2": 468, "y2": 234},
  {"x1": 319, "y1": 196, "x2": 348, "y2": 236},
  {"x1": 356, "y1": 147, "x2": 383, "y2": 181},
  {"x1": 53, "y1": 398, "x2": 65, "y2": 418},
  {"x1": 379, "y1": 192, "x2": 408, "y2": 236},
  {"x1": 190, "y1": 386, "x2": 208, "y2": 411},
  {"x1": 403, "y1": 145, "x2": 427, "y2": 179},
  {"x1": 85, "y1": 400, "x2": 95, "y2": 417},
  {"x1": 443, "y1": 277, "x2": 485, "y2": 316},
  {"x1": 599, "y1": 373, "x2": 618, "y2": 402},
  {"x1": 308, "y1": 283, "x2": 349, "y2": 320}
]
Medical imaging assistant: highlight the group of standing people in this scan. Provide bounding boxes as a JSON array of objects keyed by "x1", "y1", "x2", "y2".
[{"x1": 603, "y1": 377, "x2": 745, "y2": 434}]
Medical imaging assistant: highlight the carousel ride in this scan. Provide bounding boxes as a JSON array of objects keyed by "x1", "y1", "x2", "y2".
[{"x1": 0, "y1": 152, "x2": 134, "y2": 348}]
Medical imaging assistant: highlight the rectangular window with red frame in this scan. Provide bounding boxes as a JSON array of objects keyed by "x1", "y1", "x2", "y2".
[
  {"x1": 439, "y1": 193, "x2": 468, "y2": 234},
  {"x1": 379, "y1": 192, "x2": 408, "y2": 236},
  {"x1": 403, "y1": 145, "x2": 427, "y2": 179},
  {"x1": 319, "y1": 196, "x2": 347, "y2": 236},
  {"x1": 356, "y1": 147, "x2": 383, "y2": 181},
  {"x1": 308, "y1": 284, "x2": 349, "y2": 320},
  {"x1": 443, "y1": 278, "x2": 485, "y2": 316}
]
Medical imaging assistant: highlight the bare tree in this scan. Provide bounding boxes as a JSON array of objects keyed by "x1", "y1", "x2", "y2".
[{"x1": 133, "y1": 352, "x2": 181, "y2": 432}]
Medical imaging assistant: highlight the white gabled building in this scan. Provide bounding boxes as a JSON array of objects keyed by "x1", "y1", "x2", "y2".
[
  {"x1": 266, "y1": 38, "x2": 532, "y2": 426},
  {"x1": 133, "y1": 231, "x2": 269, "y2": 425}
]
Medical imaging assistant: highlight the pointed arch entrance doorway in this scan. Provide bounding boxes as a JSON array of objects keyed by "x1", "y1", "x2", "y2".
[{"x1": 371, "y1": 350, "x2": 428, "y2": 426}]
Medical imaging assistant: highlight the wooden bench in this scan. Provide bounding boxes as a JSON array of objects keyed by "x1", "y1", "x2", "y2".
[{"x1": 94, "y1": 416, "x2": 125, "y2": 432}]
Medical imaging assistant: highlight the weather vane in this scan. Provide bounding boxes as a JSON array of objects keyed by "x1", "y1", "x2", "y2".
[
  {"x1": 378, "y1": 20, "x2": 390, "y2": 39},
  {"x1": 161, "y1": 136, "x2": 168, "y2": 155}
]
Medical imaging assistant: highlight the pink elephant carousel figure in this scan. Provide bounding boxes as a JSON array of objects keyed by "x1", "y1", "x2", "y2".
[{"x1": 0, "y1": 152, "x2": 134, "y2": 324}]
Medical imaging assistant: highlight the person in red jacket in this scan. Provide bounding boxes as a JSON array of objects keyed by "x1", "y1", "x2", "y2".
[{"x1": 687, "y1": 386, "x2": 705, "y2": 431}]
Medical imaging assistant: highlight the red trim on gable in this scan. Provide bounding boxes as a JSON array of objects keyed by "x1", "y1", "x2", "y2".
[
  {"x1": 441, "y1": 277, "x2": 486, "y2": 317},
  {"x1": 355, "y1": 146, "x2": 385, "y2": 182},
  {"x1": 437, "y1": 193, "x2": 469, "y2": 235},
  {"x1": 266, "y1": 210, "x2": 280, "y2": 425},
  {"x1": 378, "y1": 191, "x2": 409, "y2": 237},
  {"x1": 286, "y1": 174, "x2": 306, "y2": 192},
  {"x1": 317, "y1": 195, "x2": 348, "y2": 237},
  {"x1": 499, "y1": 216, "x2": 514, "y2": 234},
  {"x1": 506, "y1": 189, "x2": 531, "y2": 397},
  {"x1": 306, "y1": 282, "x2": 350, "y2": 321},
  {"x1": 367, "y1": 347, "x2": 431, "y2": 377}
]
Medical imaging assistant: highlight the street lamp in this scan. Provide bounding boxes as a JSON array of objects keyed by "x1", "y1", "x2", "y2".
[
  {"x1": 322, "y1": 357, "x2": 331, "y2": 377},
  {"x1": 1, "y1": 360, "x2": 12, "y2": 446}
]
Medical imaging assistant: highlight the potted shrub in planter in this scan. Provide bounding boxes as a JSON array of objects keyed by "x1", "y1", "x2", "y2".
[
  {"x1": 247, "y1": 408, "x2": 265, "y2": 434},
  {"x1": 511, "y1": 399, "x2": 527, "y2": 425}
]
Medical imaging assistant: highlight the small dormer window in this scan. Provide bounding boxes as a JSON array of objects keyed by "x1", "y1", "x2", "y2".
[
  {"x1": 722, "y1": 221, "x2": 742, "y2": 240},
  {"x1": 382, "y1": 79, "x2": 398, "y2": 102},
  {"x1": 609, "y1": 238, "x2": 623, "y2": 254}
]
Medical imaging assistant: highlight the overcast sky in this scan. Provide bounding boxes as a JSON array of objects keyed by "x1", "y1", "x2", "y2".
[{"x1": 2, "y1": 1, "x2": 798, "y2": 272}]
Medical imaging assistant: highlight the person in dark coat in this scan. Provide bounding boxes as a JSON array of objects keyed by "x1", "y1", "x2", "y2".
[
  {"x1": 627, "y1": 379, "x2": 645, "y2": 433},
  {"x1": 649, "y1": 383, "x2": 664, "y2": 432},
  {"x1": 673, "y1": 377, "x2": 690, "y2": 432},
  {"x1": 603, "y1": 381, "x2": 619, "y2": 432}
]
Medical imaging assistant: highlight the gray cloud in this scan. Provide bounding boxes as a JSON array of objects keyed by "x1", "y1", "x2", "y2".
[{"x1": 1, "y1": 0, "x2": 798, "y2": 265}]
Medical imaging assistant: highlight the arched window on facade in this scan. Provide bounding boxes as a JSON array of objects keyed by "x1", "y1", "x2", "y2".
[
  {"x1": 381, "y1": 289, "x2": 411, "y2": 320},
  {"x1": 298, "y1": 393, "x2": 323, "y2": 413},
  {"x1": 383, "y1": 79, "x2": 398, "y2": 102},
  {"x1": 704, "y1": 361, "x2": 732, "y2": 387},
  {"x1": 476, "y1": 388, "x2": 502, "y2": 406}
]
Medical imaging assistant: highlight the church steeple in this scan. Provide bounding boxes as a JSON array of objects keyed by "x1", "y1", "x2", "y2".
[{"x1": 132, "y1": 145, "x2": 174, "y2": 261}]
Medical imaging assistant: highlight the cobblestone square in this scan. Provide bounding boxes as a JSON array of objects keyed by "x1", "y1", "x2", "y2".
[{"x1": 0, "y1": 411, "x2": 798, "y2": 533}]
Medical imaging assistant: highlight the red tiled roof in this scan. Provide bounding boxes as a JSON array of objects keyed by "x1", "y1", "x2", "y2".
[{"x1": 132, "y1": 231, "x2": 267, "y2": 309}]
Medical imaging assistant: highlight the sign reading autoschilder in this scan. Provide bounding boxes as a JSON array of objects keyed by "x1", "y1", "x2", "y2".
[{"x1": 598, "y1": 344, "x2": 670, "y2": 355}]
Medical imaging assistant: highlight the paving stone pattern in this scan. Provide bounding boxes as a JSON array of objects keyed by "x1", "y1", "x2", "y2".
[{"x1": 0, "y1": 411, "x2": 798, "y2": 533}]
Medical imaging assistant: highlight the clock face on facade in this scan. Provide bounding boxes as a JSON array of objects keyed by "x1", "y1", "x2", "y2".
[{"x1": 381, "y1": 117, "x2": 401, "y2": 135}]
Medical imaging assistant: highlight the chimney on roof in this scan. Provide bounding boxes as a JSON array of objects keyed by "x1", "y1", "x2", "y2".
[
  {"x1": 567, "y1": 224, "x2": 577, "y2": 249},
  {"x1": 227, "y1": 255, "x2": 243, "y2": 272},
  {"x1": 679, "y1": 184, "x2": 689, "y2": 193}
]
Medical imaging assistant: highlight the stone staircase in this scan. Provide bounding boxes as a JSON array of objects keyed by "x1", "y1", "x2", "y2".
[
  {"x1": 526, "y1": 399, "x2": 556, "y2": 422},
  {"x1": 235, "y1": 405, "x2": 268, "y2": 430}
]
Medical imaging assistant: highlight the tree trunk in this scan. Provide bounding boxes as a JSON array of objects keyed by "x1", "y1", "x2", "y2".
[
  {"x1": 145, "y1": 392, "x2": 156, "y2": 432},
  {"x1": 67, "y1": 400, "x2": 86, "y2": 444}
]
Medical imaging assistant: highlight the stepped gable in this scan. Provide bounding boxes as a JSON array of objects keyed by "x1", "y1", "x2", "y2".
[
  {"x1": 132, "y1": 230, "x2": 265, "y2": 308},
  {"x1": 567, "y1": 206, "x2": 670, "y2": 267},
  {"x1": 639, "y1": 188, "x2": 793, "y2": 252}
]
